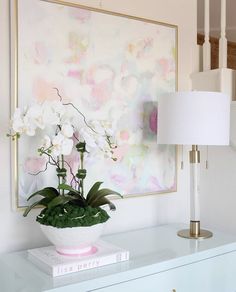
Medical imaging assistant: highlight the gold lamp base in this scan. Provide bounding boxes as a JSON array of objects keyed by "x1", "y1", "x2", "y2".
[{"x1": 177, "y1": 221, "x2": 213, "y2": 239}]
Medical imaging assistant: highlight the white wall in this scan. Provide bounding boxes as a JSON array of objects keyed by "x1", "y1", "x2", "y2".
[
  {"x1": 200, "y1": 120, "x2": 236, "y2": 235},
  {"x1": 0, "y1": 0, "x2": 197, "y2": 253}
]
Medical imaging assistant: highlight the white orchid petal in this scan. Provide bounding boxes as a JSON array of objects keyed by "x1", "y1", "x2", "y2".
[
  {"x1": 42, "y1": 105, "x2": 60, "y2": 126},
  {"x1": 51, "y1": 147, "x2": 61, "y2": 157},
  {"x1": 41, "y1": 135, "x2": 51, "y2": 149},
  {"x1": 13, "y1": 108, "x2": 22, "y2": 119},
  {"x1": 26, "y1": 104, "x2": 46, "y2": 129},
  {"x1": 79, "y1": 128, "x2": 97, "y2": 148},
  {"x1": 61, "y1": 123, "x2": 74, "y2": 138},
  {"x1": 51, "y1": 101, "x2": 65, "y2": 116},
  {"x1": 12, "y1": 118, "x2": 24, "y2": 133},
  {"x1": 61, "y1": 138, "x2": 73, "y2": 155},
  {"x1": 51, "y1": 133, "x2": 73, "y2": 156},
  {"x1": 25, "y1": 127, "x2": 36, "y2": 136},
  {"x1": 52, "y1": 132, "x2": 64, "y2": 145}
]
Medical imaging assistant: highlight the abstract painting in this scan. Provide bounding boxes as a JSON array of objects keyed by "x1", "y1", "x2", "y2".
[{"x1": 11, "y1": 0, "x2": 178, "y2": 208}]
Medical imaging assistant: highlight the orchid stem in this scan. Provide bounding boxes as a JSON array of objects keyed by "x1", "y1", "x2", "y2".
[
  {"x1": 57, "y1": 155, "x2": 66, "y2": 196},
  {"x1": 80, "y1": 151, "x2": 84, "y2": 198}
]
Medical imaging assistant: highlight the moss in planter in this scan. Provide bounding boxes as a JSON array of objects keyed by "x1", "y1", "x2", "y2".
[{"x1": 36, "y1": 203, "x2": 110, "y2": 228}]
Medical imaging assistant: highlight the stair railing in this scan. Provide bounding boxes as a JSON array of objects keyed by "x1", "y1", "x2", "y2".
[
  {"x1": 219, "y1": 0, "x2": 227, "y2": 68},
  {"x1": 203, "y1": 0, "x2": 211, "y2": 71},
  {"x1": 202, "y1": 0, "x2": 228, "y2": 70}
]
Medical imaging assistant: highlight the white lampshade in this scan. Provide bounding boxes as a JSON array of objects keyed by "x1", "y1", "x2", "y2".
[{"x1": 157, "y1": 91, "x2": 230, "y2": 146}]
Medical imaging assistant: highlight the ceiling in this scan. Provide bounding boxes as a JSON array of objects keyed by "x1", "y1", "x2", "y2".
[{"x1": 198, "y1": 0, "x2": 236, "y2": 42}]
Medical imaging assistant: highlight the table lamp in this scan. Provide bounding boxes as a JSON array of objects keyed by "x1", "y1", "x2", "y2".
[{"x1": 157, "y1": 91, "x2": 230, "y2": 239}]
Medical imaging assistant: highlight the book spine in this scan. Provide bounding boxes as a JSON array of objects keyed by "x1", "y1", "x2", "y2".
[{"x1": 53, "y1": 251, "x2": 129, "y2": 277}]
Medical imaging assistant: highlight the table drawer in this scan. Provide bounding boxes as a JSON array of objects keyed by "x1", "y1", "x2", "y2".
[{"x1": 91, "y1": 251, "x2": 236, "y2": 292}]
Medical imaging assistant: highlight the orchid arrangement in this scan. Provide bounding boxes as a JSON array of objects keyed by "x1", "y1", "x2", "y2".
[{"x1": 8, "y1": 91, "x2": 122, "y2": 228}]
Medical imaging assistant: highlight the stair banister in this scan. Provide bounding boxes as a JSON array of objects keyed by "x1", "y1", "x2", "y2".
[
  {"x1": 219, "y1": 0, "x2": 227, "y2": 68},
  {"x1": 203, "y1": 0, "x2": 211, "y2": 71}
]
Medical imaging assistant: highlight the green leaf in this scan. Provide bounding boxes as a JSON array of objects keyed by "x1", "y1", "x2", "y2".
[
  {"x1": 27, "y1": 187, "x2": 59, "y2": 201},
  {"x1": 87, "y1": 188, "x2": 122, "y2": 205},
  {"x1": 23, "y1": 197, "x2": 51, "y2": 217},
  {"x1": 58, "y1": 184, "x2": 80, "y2": 195},
  {"x1": 66, "y1": 190, "x2": 81, "y2": 197},
  {"x1": 67, "y1": 191, "x2": 87, "y2": 207},
  {"x1": 47, "y1": 195, "x2": 75, "y2": 209},
  {"x1": 86, "y1": 181, "x2": 103, "y2": 202},
  {"x1": 90, "y1": 196, "x2": 116, "y2": 211}
]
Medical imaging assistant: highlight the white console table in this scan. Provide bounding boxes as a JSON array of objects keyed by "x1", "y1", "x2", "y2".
[{"x1": 1, "y1": 224, "x2": 236, "y2": 292}]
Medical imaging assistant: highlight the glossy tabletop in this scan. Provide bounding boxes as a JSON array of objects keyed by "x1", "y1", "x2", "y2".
[{"x1": 1, "y1": 224, "x2": 236, "y2": 292}]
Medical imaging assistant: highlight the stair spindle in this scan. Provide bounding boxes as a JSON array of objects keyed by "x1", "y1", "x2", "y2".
[
  {"x1": 219, "y1": 0, "x2": 227, "y2": 68},
  {"x1": 203, "y1": 0, "x2": 211, "y2": 71}
]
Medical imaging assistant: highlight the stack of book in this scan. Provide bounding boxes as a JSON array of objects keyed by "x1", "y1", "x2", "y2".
[{"x1": 28, "y1": 240, "x2": 129, "y2": 277}]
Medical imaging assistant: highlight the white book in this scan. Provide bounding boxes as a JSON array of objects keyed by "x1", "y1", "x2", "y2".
[{"x1": 28, "y1": 241, "x2": 129, "y2": 277}]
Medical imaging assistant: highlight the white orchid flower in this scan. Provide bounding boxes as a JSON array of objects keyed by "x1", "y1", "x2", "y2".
[
  {"x1": 26, "y1": 104, "x2": 45, "y2": 129},
  {"x1": 103, "y1": 150, "x2": 113, "y2": 159},
  {"x1": 89, "y1": 120, "x2": 105, "y2": 135},
  {"x1": 22, "y1": 115, "x2": 36, "y2": 136},
  {"x1": 12, "y1": 108, "x2": 25, "y2": 133},
  {"x1": 61, "y1": 122, "x2": 74, "y2": 138},
  {"x1": 79, "y1": 127, "x2": 97, "y2": 150},
  {"x1": 12, "y1": 108, "x2": 36, "y2": 136},
  {"x1": 41, "y1": 102, "x2": 60, "y2": 126},
  {"x1": 11, "y1": 98, "x2": 117, "y2": 162},
  {"x1": 41, "y1": 135, "x2": 51, "y2": 149},
  {"x1": 13, "y1": 108, "x2": 22, "y2": 119},
  {"x1": 51, "y1": 132, "x2": 73, "y2": 156},
  {"x1": 60, "y1": 138, "x2": 73, "y2": 156},
  {"x1": 104, "y1": 125, "x2": 115, "y2": 137},
  {"x1": 38, "y1": 100, "x2": 65, "y2": 126},
  {"x1": 51, "y1": 100, "x2": 65, "y2": 116},
  {"x1": 95, "y1": 135, "x2": 107, "y2": 149},
  {"x1": 90, "y1": 120, "x2": 115, "y2": 137},
  {"x1": 12, "y1": 119, "x2": 24, "y2": 134},
  {"x1": 42, "y1": 106, "x2": 60, "y2": 126}
]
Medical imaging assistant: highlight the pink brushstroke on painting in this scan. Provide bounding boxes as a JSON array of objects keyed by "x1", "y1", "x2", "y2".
[
  {"x1": 110, "y1": 174, "x2": 126, "y2": 185},
  {"x1": 112, "y1": 145, "x2": 129, "y2": 162},
  {"x1": 110, "y1": 172, "x2": 140, "y2": 193},
  {"x1": 149, "y1": 176, "x2": 163, "y2": 191},
  {"x1": 24, "y1": 157, "x2": 47, "y2": 174},
  {"x1": 69, "y1": 8, "x2": 91, "y2": 23},
  {"x1": 68, "y1": 70, "x2": 82, "y2": 79},
  {"x1": 34, "y1": 42, "x2": 50, "y2": 65},
  {"x1": 120, "y1": 130, "x2": 130, "y2": 141},
  {"x1": 85, "y1": 66, "x2": 114, "y2": 109},
  {"x1": 149, "y1": 107, "x2": 157, "y2": 134},
  {"x1": 91, "y1": 83, "x2": 111, "y2": 108},
  {"x1": 159, "y1": 58, "x2": 171, "y2": 79},
  {"x1": 33, "y1": 78, "x2": 64, "y2": 102}
]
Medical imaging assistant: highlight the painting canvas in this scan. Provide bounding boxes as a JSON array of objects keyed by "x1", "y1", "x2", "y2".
[{"x1": 11, "y1": 0, "x2": 178, "y2": 208}]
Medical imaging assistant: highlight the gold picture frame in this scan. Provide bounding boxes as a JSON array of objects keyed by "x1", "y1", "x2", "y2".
[{"x1": 11, "y1": 0, "x2": 178, "y2": 209}]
